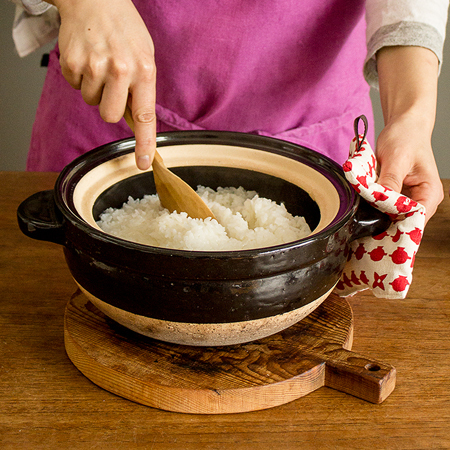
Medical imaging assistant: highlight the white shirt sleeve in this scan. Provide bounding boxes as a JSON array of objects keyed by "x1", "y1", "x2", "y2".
[
  {"x1": 365, "y1": 0, "x2": 450, "y2": 88},
  {"x1": 10, "y1": 0, "x2": 52, "y2": 15},
  {"x1": 10, "y1": 1, "x2": 60, "y2": 57}
]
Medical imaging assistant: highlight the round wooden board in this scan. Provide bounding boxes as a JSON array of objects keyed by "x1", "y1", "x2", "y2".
[{"x1": 64, "y1": 291, "x2": 395, "y2": 413}]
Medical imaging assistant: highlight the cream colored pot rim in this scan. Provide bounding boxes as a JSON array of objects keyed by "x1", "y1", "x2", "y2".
[
  {"x1": 53, "y1": 132, "x2": 358, "y2": 255},
  {"x1": 73, "y1": 142, "x2": 341, "y2": 236}
]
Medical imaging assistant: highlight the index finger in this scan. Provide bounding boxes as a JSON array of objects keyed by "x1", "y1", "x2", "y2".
[{"x1": 129, "y1": 83, "x2": 157, "y2": 171}]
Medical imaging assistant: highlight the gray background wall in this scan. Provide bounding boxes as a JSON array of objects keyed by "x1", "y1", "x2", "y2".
[{"x1": 1, "y1": 2, "x2": 449, "y2": 176}]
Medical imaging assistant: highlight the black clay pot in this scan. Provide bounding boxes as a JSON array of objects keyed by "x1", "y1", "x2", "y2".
[{"x1": 18, "y1": 131, "x2": 389, "y2": 346}]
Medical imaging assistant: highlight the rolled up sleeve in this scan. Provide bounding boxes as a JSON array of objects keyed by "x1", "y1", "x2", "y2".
[{"x1": 364, "y1": 0, "x2": 449, "y2": 88}]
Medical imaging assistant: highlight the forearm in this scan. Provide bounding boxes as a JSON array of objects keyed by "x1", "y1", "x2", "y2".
[{"x1": 377, "y1": 46, "x2": 439, "y2": 136}]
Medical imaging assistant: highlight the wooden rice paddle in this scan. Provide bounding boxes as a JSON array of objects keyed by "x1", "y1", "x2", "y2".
[{"x1": 124, "y1": 107, "x2": 216, "y2": 220}]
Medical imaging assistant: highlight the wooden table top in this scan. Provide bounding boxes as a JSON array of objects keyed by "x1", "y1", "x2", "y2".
[{"x1": 1, "y1": 171, "x2": 449, "y2": 449}]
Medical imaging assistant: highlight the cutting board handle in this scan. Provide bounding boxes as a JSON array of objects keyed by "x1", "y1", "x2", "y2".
[{"x1": 323, "y1": 346, "x2": 396, "y2": 404}]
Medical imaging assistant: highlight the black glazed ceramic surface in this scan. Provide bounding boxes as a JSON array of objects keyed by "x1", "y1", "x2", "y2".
[{"x1": 18, "y1": 131, "x2": 390, "y2": 325}]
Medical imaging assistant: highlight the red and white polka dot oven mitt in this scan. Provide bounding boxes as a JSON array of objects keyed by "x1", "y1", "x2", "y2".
[{"x1": 335, "y1": 116, "x2": 426, "y2": 299}]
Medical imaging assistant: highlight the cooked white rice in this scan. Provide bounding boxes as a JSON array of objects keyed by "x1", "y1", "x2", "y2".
[{"x1": 97, "y1": 186, "x2": 311, "y2": 251}]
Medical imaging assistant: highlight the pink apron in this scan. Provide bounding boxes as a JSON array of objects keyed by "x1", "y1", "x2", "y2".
[{"x1": 27, "y1": 0, "x2": 373, "y2": 171}]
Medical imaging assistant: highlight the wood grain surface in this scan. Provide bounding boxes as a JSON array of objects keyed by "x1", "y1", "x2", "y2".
[
  {"x1": 64, "y1": 290, "x2": 395, "y2": 413},
  {"x1": 1, "y1": 172, "x2": 450, "y2": 449}
]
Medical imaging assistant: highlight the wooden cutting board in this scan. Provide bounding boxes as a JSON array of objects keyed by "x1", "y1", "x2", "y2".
[{"x1": 64, "y1": 290, "x2": 396, "y2": 413}]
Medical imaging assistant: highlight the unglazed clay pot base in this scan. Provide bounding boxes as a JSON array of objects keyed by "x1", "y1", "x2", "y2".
[{"x1": 77, "y1": 283, "x2": 336, "y2": 346}]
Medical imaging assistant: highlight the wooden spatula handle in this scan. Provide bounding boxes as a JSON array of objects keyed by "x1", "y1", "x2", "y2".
[
  {"x1": 123, "y1": 105, "x2": 216, "y2": 220},
  {"x1": 123, "y1": 105, "x2": 135, "y2": 132}
]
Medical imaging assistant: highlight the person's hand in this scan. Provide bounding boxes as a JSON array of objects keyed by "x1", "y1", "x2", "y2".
[
  {"x1": 50, "y1": 0, "x2": 156, "y2": 170},
  {"x1": 376, "y1": 114, "x2": 444, "y2": 222},
  {"x1": 376, "y1": 46, "x2": 444, "y2": 223}
]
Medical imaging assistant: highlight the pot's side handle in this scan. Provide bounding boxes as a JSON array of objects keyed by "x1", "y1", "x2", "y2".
[
  {"x1": 350, "y1": 197, "x2": 391, "y2": 241},
  {"x1": 17, "y1": 190, "x2": 66, "y2": 245}
]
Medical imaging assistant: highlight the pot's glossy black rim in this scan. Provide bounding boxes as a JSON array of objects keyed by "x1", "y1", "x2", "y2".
[{"x1": 55, "y1": 130, "x2": 358, "y2": 258}]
